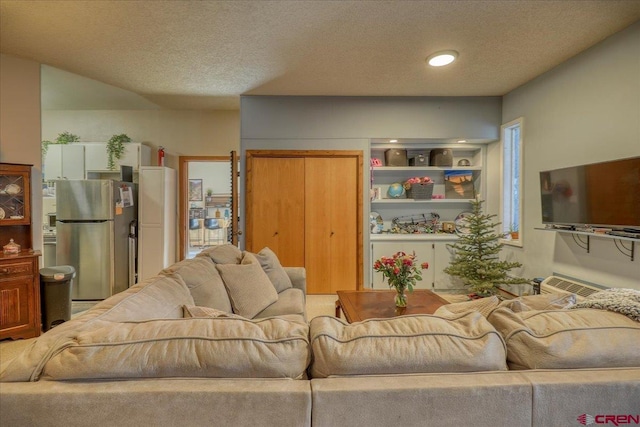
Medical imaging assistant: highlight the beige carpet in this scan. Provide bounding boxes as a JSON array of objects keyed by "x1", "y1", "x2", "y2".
[{"x1": 0, "y1": 293, "x2": 467, "y2": 365}]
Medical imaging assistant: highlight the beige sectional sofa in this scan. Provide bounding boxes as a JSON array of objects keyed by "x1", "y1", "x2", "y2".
[{"x1": 1, "y1": 245, "x2": 639, "y2": 427}]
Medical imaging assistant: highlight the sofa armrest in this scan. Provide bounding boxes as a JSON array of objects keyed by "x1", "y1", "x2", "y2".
[{"x1": 285, "y1": 267, "x2": 306, "y2": 296}]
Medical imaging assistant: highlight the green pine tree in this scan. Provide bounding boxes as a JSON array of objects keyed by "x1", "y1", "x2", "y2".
[{"x1": 444, "y1": 198, "x2": 529, "y2": 296}]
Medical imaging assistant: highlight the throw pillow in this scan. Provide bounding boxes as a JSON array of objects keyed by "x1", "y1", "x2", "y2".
[
  {"x1": 216, "y1": 252, "x2": 279, "y2": 318},
  {"x1": 253, "y1": 247, "x2": 293, "y2": 293},
  {"x1": 183, "y1": 305, "x2": 244, "y2": 319},
  {"x1": 197, "y1": 243, "x2": 242, "y2": 264}
]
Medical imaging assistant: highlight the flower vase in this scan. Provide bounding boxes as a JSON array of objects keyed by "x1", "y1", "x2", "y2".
[{"x1": 394, "y1": 286, "x2": 408, "y2": 308}]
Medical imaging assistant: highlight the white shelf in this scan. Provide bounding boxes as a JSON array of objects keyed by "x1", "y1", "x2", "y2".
[
  {"x1": 535, "y1": 227, "x2": 637, "y2": 261},
  {"x1": 372, "y1": 166, "x2": 482, "y2": 172},
  {"x1": 372, "y1": 199, "x2": 473, "y2": 205},
  {"x1": 370, "y1": 233, "x2": 459, "y2": 241}
]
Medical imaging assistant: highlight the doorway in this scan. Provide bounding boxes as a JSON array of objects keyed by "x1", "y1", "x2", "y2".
[{"x1": 179, "y1": 156, "x2": 233, "y2": 260}]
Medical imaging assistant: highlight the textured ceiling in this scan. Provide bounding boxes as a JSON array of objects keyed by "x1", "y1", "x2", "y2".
[{"x1": 1, "y1": 1, "x2": 639, "y2": 110}]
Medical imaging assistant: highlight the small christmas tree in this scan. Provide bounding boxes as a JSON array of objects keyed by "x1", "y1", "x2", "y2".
[{"x1": 444, "y1": 198, "x2": 529, "y2": 296}]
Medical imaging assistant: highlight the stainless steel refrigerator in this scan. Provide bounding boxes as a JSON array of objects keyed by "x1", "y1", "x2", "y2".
[{"x1": 56, "y1": 180, "x2": 137, "y2": 300}]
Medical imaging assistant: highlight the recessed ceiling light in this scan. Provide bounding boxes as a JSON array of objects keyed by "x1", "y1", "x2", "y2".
[
  {"x1": 426, "y1": 50, "x2": 458, "y2": 67},
  {"x1": 389, "y1": 139, "x2": 398, "y2": 143},
  {"x1": 457, "y1": 139, "x2": 467, "y2": 143}
]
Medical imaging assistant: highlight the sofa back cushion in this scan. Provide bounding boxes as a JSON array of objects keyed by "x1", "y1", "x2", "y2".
[
  {"x1": 196, "y1": 243, "x2": 242, "y2": 264},
  {"x1": 309, "y1": 312, "x2": 507, "y2": 378},
  {"x1": 161, "y1": 257, "x2": 232, "y2": 312},
  {"x1": 87, "y1": 273, "x2": 195, "y2": 322},
  {"x1": 39, "y1": 317, "x2": 310, "y2": 380},
  {"x1": 488, "y1": 307, "x2": 640, "y2": 370}
]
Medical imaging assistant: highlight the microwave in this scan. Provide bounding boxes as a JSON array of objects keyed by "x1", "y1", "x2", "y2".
[{"x1": 46, "y1": 213, "x2": 56, "y2": 228}]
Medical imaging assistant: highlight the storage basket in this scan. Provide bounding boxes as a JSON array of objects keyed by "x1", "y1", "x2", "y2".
[{"x1": 406, "y1": 183, "x2": 434, "y2": 200}]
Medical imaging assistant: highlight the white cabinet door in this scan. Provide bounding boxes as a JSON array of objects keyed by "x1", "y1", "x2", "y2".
[
  {"x1": 44, "y1": 144, "x2": 85, "y2": 180},
  {"x1": 371, "y1": 242, "x2": 435, "y2": 289},
  {"x1": 433, "y1": 242, "x2": 466, "y2": 291},
  {"x1": 84, "y1": 143, "x2": 151, "y2": 172},
  {"x1": 44, "y1": 144, "x2": 63, "y2": 181},
  {"x1": 83, "y1": 143, "x2": 109, "y2": 171}
]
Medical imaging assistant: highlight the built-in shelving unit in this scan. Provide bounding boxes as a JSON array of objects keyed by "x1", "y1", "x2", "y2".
[{"x1": 368, "y1": 140, "x2": 488, "y2": 291}]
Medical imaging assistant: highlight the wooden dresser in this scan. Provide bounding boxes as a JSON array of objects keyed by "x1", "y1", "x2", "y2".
[
  {"x1": 0, "y1": 252, "x2": 41, "y2": 339},
  {"x1": 1, "y1": 163, "x2": 41, "y2": 339}
]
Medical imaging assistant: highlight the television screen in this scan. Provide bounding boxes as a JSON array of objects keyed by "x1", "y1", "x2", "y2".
[{"x1": 540, "y1": 156, "x2": 640, "y2": 229}]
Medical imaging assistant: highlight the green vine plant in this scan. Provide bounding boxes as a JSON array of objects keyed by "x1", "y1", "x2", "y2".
[
  {"x1": 107, "y1": 134, "x2": 131, "y2": 170},
  {"x1": 42, "y1": 131, "x2": 80, "y2": 160}
]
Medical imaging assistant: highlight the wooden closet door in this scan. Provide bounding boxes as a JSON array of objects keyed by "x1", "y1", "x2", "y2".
[
  {"x1": 305, "y1": 157, "x2": 358, "y2": 293},
  {"x1": 246, "y1": 157, "x2": 305, "y2": 266}
]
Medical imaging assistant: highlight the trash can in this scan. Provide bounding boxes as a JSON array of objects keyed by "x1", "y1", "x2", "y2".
[{"x1": 40, "y1": 265, "x2": 75, "y2": 331}]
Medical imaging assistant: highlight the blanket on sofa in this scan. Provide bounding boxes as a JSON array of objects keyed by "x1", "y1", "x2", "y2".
[{"x1": 571, "y1": 288, "x2": 640, "y2": 322}]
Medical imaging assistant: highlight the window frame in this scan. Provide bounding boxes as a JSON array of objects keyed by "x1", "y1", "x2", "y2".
[{"x1": 499, "y1": 117, "x2": 524, "y2": 248}]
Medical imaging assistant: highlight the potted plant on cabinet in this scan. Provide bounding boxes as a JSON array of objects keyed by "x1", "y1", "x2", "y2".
[
  {"x1": 443, "y1": 198, "x2": 529, "y2": 297},
  {"x1": 107, "y1": 134, "x2": 131, "y2": 170},
  {"x1": 42, "y1": 131, "x2": 81, "y2": 160}
]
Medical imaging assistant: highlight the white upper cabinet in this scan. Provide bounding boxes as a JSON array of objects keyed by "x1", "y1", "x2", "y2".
[
  {"x1": 84, "y1": 143, "x2": 152, "y2": 172},
  {"x1": 44, "y1": 144, "x2": 85, "y2": 180}
]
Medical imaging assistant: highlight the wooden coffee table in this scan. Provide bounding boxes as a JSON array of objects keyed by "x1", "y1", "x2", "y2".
[{"x1": 335, "y1": 290, "x2": 449, "y2": 323}]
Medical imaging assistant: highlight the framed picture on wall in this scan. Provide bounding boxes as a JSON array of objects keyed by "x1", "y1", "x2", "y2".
[{"x1": 189, "y1": 179, "x2": 203, "y2": 201}]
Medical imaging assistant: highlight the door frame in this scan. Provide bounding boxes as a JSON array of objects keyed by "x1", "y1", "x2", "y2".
[
  {"x1": 245, "y1": 150, "x2": 364, "y2": 290},
  {"x1": 178, "y1": 155, "x2": 230, "y2": 260}
]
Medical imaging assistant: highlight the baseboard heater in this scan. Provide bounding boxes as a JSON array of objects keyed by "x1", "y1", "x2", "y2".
[{"x1": 540, "y1": 276, "x2": 605, "y2": 301}]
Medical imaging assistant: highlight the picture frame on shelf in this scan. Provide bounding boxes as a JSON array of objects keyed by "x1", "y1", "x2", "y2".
[
  {"x1": 188, "y1": 179, "x2": 203, "y2": 201},
  {"x1": 444, "y1": 170, "x2": 475, "y2": 199}
]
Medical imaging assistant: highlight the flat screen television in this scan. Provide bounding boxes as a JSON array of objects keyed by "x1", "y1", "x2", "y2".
[{"x1": 539, "y1": 156, "x2": 640, "y2": 230}]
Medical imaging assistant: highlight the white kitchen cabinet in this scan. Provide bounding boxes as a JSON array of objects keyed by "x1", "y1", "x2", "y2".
[
  {"x1": 138, "y1": 166, "x2": 176, "y2": 282},
  {"x1": 44, "y1": 144, "x2": 85, "y2": 181},
  {"x1": 370, "y1": 241, "x2": 435, "y2": 289},
  {"x1": 433, "y1": 241, "x2": 466, "y2": 291},
  {"x1": 370, "y1": 236, "x2": 466, "y2": 292},
  {"x1": 84, "y1": 143, "x2": 151, "y2": 172}
]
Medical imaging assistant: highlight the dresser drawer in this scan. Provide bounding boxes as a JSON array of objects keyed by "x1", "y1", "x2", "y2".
[{"x1": 0, "y1": 260, "x2": 34, "y2": 280}]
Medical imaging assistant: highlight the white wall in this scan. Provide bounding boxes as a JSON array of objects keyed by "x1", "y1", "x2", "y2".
[
  {"x1": 498, "y1": 22, "x2": 640, "y2": 288},
  {"x1": 240, "y1": 95, "x2": 503, "y2": 285},
  {"x1": 0, "y1": 54, "x2": 43, "y2": 251},
  {"x1": 42, "y1": 109, "x2": 239, "y2": 170}
]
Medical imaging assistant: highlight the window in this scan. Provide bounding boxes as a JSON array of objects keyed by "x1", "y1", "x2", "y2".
[{"x1": 500, "y1": 118, "x2": 523, "y2": 247}]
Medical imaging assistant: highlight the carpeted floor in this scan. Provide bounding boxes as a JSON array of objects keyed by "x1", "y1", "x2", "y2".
[{"x1": 0, "y1": 292, "x2": 468, "y2": 364}]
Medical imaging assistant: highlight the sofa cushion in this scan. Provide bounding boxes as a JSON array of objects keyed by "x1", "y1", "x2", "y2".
[
  {"x1": 0, "y1": 274, "x2": 194, "y2": 382},
  {"x1": 434, "y1": 295, "x2": 500, "y2": 318},
  {"x1": 216, "y1": 252, "x2": 279, "y2": 318},
  {"x1": 38, "y1": 317, "x2": 311, "y2": 380},
  {"x1": 253, "y1": 247, "x2": 293, "y2": 293},
  {"x1": 493, "y1": 293, "x2": 576, "y2": 314},
  {"x1": 255, "y1": 288, "x2": 306, "y2": 319},
  {"x1": 309, "y1": 312, "x2": 507, "y2": 378},
  {"x1": 488, "y1": 307, "x2": 640, "y2": 370},
  {"x1": 161, "y1": 257, "x2": 232, "y2": 312},
  {"x1": 91, "y1": 273, "x2": 195, "y2": 322},
  {"x1": 196, "y1": 243, "x2": 242, "y2": 264},
  {"x1": 183, "y1": 305, "x2": 243, "y2": 319}
]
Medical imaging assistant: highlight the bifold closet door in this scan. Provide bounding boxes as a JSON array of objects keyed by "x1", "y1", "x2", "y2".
[
  {"x1": 246, "y1": 157, "x2": 305, "y2": 267},
  {"x1": 305, "y1": 157, "x2": 358, "y2": 293}
]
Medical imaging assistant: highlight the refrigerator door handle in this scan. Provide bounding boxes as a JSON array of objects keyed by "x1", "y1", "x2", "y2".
[{"x1": 128, "y1": 235, "x2": 137, "y2": 287}]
